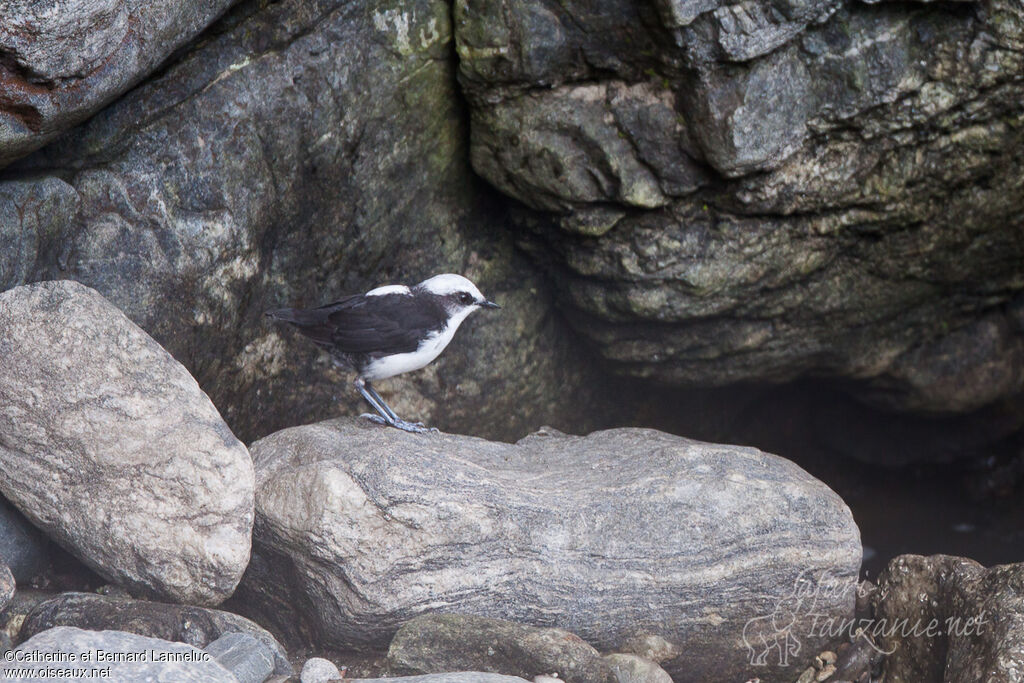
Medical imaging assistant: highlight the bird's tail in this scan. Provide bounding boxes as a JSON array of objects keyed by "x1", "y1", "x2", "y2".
[
  {"x1": 265, "y1": 307, "x2": 297, "y2": 323},
  {"x1": 265, "y1": 306, "x2": 331, "y2": 327}
]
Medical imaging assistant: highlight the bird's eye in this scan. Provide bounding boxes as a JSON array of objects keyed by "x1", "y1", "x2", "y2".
[{"x1": 458, "y1": 292, "x2": 474, "y2": 305}]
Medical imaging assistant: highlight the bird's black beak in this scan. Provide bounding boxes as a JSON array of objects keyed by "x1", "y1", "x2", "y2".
[{"x1": 480, "y1": 300, "x2": 500, "y2": 309}]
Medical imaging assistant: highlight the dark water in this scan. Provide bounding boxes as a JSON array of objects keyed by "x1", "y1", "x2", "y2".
[{"x1": 815, "y1": 458, "x2": 1024, "y2": 579}]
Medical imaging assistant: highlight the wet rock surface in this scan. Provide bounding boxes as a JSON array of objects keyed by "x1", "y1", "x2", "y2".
[
  {"x1": 19, "y1": 592, "x2": 290, "y2": 676},
  {"x1": 235, "y1": 418, "x2": 860, "y2": 682},
  {"x1": 0, "y1": 281, "x2": 253, "y2": 605}
]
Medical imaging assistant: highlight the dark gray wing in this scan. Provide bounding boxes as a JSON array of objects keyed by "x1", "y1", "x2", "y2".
[{"x1": 267, "y1": 293, "x2": 447, "y2": 355}]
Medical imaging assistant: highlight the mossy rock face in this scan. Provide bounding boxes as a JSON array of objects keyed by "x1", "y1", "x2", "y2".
[
  {"x1": 0, "y1": 0, "x2": 599, "y2": 443},
  {"x1": 458, "y1": 0, "x2": 1024, "y2": 417}
]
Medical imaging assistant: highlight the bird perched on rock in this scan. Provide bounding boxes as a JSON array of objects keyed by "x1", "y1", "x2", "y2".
[{"x1": 266, "y1": 274, "x2": 499, "y2": 433}]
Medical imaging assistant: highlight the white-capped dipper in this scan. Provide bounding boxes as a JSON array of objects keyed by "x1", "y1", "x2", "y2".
[{"x1": 266, "y1": 274, "x2": 499, "y2": 433}]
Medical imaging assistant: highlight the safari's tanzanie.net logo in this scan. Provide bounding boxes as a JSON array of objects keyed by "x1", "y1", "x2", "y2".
[{"x1": 742, "y1": 568, "x2": 987, "y2": 667}]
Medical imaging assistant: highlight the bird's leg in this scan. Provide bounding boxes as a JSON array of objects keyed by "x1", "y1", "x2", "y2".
[
  {"x1": 354, "y1": 378, "x2": 435, "y2": 434},
  {"x1": 364, "y1": 382, "x2": 398, "y2": 422},
  {"x1": 354, "y1": 378, "x2": 393, "y2": 423}
]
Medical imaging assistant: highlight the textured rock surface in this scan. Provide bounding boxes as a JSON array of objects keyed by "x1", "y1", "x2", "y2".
[
  {"x1": 0, "y1": 281, "x2": 253, "y2": 605},
  {"x1": 458, "y1": 0, "x2": 1024, "y2": 420},
  {"x1": 0, "y1": 0, "x2": 599, "y2": 444},
  {"x1": 602, "y1": 654, "x2": 673, "y2": 683},
  {"x1": 0, "y1": 564, "x2": 13, "y2": 614},
  {"x1": 19, "y1": 592, "x2": 290, "y2": 676},
  {"x1": 0, "y1": 0, "x2": 235, "y2": 167},
  {"x1": 2, "y1": 626, "x2": 237, "y2": 681},
  {"x1": 235, "y1": 418, "x2": 860, "y2": 682},
  {"x1": 301, "y1": 657, "x2": 344, "y2": 683},
  {"x1": 0, "y1": 497, "x2": 49, "y2": 584},
  {"x1": 873, "y1": 554, "x2": 1024, "y2": 683},
  {"x1": 388, "y1": 614, "x2": 616, "y2": 683},
  {"x1": 205, "y1": 632, "x2": 276, "y2": 683}
]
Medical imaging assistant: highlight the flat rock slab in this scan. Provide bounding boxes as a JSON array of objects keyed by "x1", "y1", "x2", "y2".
[
  {"x1": 238, "y1": 418, "x2": 861, "y2": 681},
  {"x1": 0, "y1": 280, "x2": 254, "y2": 605},
  {"x1": 19, "y1": 592, "x2": 290, "y2": 676},
  {"x1": 1, "y1": 626, "x2": 237, "y2": 681}
]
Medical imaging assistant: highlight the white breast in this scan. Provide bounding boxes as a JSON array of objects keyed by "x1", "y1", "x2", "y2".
[{"x1": 361, "y1": 306, "x2": 475, "y2": 381}]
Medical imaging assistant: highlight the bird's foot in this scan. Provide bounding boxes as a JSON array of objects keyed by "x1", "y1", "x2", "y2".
[{"x1": 359, "y1": 413, "x2": 437, "y2": 434}]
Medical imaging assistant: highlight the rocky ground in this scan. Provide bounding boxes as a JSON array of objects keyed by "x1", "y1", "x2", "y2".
[
  {"x1": 0, "y1": 279, "x2": 1018, "y2": 682},
  {"x1": 0, "y1": 0, "x2": 1022, "y2": 680}
]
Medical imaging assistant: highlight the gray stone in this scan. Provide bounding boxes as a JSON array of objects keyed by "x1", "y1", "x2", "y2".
[
  {"x1": 0, "y1": 281, "x2": 253, "y2": 605},
  {"x1": 236, "y1": 418, "x2": 860, "y2": 682},
  {"x1": 301, "y1": 657, "x2": 343, "y2": 683},
  {"x1": 873, "y1": 554, "x2": 1024, "y2": 683},
  {"x1": 1, "y1": 626, "x2": 237, "y2": 681},
  {"x1": 19, "y1": 592, "x2": 290, "y2": 676},
  {"x1": 470, "y1": 81, "x2": 706, "y2": 212},
  {"x1": 456, "y1": 0, "x2": 1024, "y2": 431},
  {"x1": 602, "y1": 654, "x2": 672, "y2": 683},
  {"x1": 206, "y1": 632, "x2": 275, "y2": 683},
  {"x1": 0, "y1": 0, "x2": 235, "y2": 167},
  {"x1": 388, "y1": 614, "x2": 615, "y2": 683},
  {"x1": 0, "y1": 496, "x2": 49, "y2": 584},
  {"x1": 0, "y1": 0, "x2": 600, "y2": 445}
]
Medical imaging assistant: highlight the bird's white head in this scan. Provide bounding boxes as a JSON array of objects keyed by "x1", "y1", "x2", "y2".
[{"x1": 417, "y1": 273, "x2": 500, "y2": 314}]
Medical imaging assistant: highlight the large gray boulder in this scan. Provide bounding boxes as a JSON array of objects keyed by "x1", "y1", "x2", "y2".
[
  {"x1": 235, "y1": 418, "x2": 861, "y2": 682},
  {"x1": 2, "y1": 626, "x2": 238, "y2": 682},
  {"x1": 0, "y1": 280, "x2": 253, "y2": 605},
  {"x1": 457, "y1": 0, "x2": 1024, "y2": 422},
  {"x1": 19, "y1": 592, "x2": 290, "y2": 676},
  {"x1": 0, "y1": 0, "x2": 599, "y2": 444},
  {"x1": 0, "y1": 0, "x2": 236, "y2": 167}
]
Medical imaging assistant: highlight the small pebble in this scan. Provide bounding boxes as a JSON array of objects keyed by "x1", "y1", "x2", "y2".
[{"x1": 301, "y1": 657, "x2": 343, "y2": 683}]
